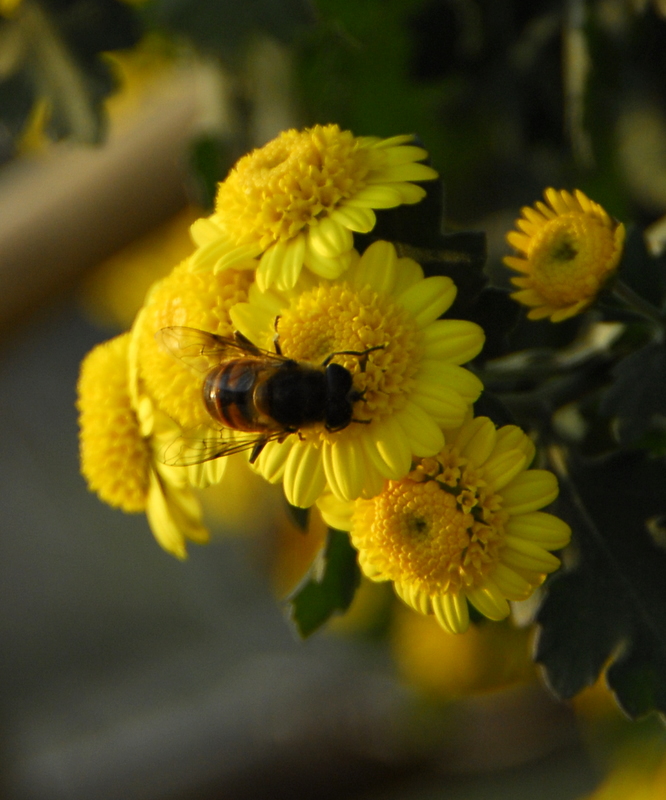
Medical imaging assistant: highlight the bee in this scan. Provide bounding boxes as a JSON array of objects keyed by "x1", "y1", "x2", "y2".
[{"x1": 156, "y1": 325, "x2": 384, "y2": 466}]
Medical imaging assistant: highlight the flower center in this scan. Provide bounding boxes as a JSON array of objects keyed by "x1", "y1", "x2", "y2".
[
  {"x1": 529, "y1": 214, "x2": 618, "y2": 305},
  {"x1": 353, "y1": 447, "x2": 508, "y2": 595},
  {"x1": 215, "y1": 125, "x2": 372, "y2": 248},
  {"x1": 275, "y1": 281, "x2": 421, "y2": 441}
]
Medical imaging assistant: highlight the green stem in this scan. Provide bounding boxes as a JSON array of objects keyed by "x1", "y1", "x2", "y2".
[{"x1": 612, "y1": 279, "x2": 664, "y2": 327}]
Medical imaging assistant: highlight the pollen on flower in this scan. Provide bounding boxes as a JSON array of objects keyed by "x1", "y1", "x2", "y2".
[
  {"x1": 216, "y1": 126, "x2": 373, "y2": 248},
  {"x1": 77, "y1": 333, "x2": 150, "y2": 512},
  {"x1": 504, "y1": 188, "x2": 625, "y2": 322},
  {"x1": 136, "y1": 261, "x2": 254, "y2": 429},
  {"x1": 353, "y1": 447, "x2": 505, "y2": 597}
]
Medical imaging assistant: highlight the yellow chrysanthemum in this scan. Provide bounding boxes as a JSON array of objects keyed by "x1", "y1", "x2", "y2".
[
  {"x1": 319, "y1": 416, "x2": 571, "y2": 633},
  {"x1": 504, "y1": 188, "x2": 625, "y2": 322},
  {"x1": 77, "y1": 333, "x2": 150, "y2": 512},
  {"x1": 77, "y1": 332, "x2": 208, "y2": 559},
  {"x1": 189, "y1": 124, "x2": 438, "y2": 291},
  {"x1": 229, "y1": 240, "x2": 485, "y2": 507},
  {"x1": 134, "y1": 259, "x2": 254, "y2": 430}
]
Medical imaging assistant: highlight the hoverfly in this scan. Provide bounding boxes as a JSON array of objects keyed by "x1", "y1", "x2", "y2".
[{"x1": 156, "y1": 325, "x2": 384, "y2": 466}]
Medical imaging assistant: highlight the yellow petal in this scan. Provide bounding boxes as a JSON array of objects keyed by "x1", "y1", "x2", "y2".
[
  {"x1": 482, "y1": 449, "x2": 527, "y2": 491},
  {"x1": 308, "y1": 217, "x2": 354, "y2": 258},
  {"x1": 505, "y1": 511, "x2": 571, "y2": 549},
  {"x1": 350, "y1": 240, "x2": 397, "y2": 295},
  {"x1": 316, "y1": 492, "x2": 354, "y2": 531},
  {"x1": 396, "y1": 402, "x2": 445, "y2": 457},
  {"x1": 283, "y1": 441, "x2": 326, "y2": 507},
  {"x1": 369, "y1": 416, "x2": 413, "y2": 479},
  {"x1": 420, "y1": 319, "x2": 485, "y2": 364},
  {"x1": 466, "y1": 581, "x2": 510, "y2": 620},
  {"x1": 502, "y1": 470, "x2": 559, "y2": 514},
  {"x1": 397, "y1": 276, "x2": 457, "y2": 327},
  {"x1": 345, "y1": 185, "x2": 405, "y2": 208},
  {"x1": 458, "y1": 416, "x2": 496, "y2": 466},
  {"x1": 416, "y1": 362, "x2": 484, "y2": 401},
  {"x1": 491, "y1": 563, "x2": 534, "y2": 601},
  {"x1": 328, "y1": 205, "x2": 376, "y2": 233},
  {"x1": 432, "y1": 593, "x2": 469, "y2": 633},
  {"x1": 502, "y1": 537, "x2": 562, "y2": 572}
]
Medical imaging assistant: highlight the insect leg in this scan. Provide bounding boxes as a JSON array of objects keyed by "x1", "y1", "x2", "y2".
[
  {"x1": 321, "y1": 344, "x2": 386, "y2": 368},
  {"x1": 273, "y1": 315, "x2": 283, "y2": 356},
  {"x1": 233, "y1": 330, "x2": 263, "y2": 355}
]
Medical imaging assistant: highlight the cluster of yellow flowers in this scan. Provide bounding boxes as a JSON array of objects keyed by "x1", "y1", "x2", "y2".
[{"x1": 74, "y1": 123, "x2": 624, "y2": 635}]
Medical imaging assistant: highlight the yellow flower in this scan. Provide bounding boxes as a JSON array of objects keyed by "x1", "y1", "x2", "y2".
[
  {"x1": 77, "y1": 333, "x2": 150, "y2": 512},
  {"x1": 319, "y1": 416, "x2": 570, "y2": 633},
  {"x1": 134, "y1": 259, "x2": 254, "y2": 431},
  {"x1": 77, "y1": 332, "x2": 209, "y2": 559},
  {"x1": 504, "y1": 188, "x2": 625, "y2": 322},
  {"x1": 189, "y1": 125, "x2": 438, "y2": 291},
  {"x1": 230, "y1": 240, "x2": 485, "y2": 507}
]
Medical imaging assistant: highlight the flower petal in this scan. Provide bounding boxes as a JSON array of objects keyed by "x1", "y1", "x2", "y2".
[
  {"x1": 416, "y1": 362, "x2": 484, "y2": 402},
  {"x1": 345, "y1": 185, "x2": 405, "y2": 208},
  {"x1": 283, "y1": 440, "x2": 326, "y2": 507},
  {"x1": 502, "y1": 536, "x2": 562, "y2": 572},
  {"x1": 482, "y1": 449, "x2": 527, "y2": 491},
  {"x1": 328, "y1": 205, "x2": 377, "y2": 233},
  {"x1": 396, "y1": 402, "x2": 444, "y2": 457},
  {"x1": 420, "y1": 319, "x2": 485, "y2": 364},
  {"x1": 350, "y1": 240, "x2": 397, "y2": 295},
  {"x1": 432, "y1": 593, "x2": 469, "y2": 633},
  {"x1": 309, "y1": 217, "x2": 354, "y2": 258},
  {"x1": 397, "y1": 276, "x2": 457, "y2": 327},
  {"x1": 491, "y1": 563, "x2": 534, "y2": 601},
  {"x1": 369, "y1": 416, "x2": 413, "y2": 479},
  {"x1": 466, "y1": 581, "x2": 510, "y2": 621},
  {"x1": 505, "y1": 511, "x2": 571, "y2": 549},
  {"x1": 502, "y1": 470, "x2": 559, "y2": 515}
]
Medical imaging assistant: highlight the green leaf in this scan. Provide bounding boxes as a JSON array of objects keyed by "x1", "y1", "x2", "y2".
[
  {"x1": 188, "y1": 134, "x2": 234, "y2": 211},
  {"x1": 535, "y1": 449, "x2": 666, "y2": 718},
  {"x1": 287, "y1": 528, "x2": 360, "y2": 638},
  {"x1": 600, "y1": 340, "x2": 666, "y2": 446}
]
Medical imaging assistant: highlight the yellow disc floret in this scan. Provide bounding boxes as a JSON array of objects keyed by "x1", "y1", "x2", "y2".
[
  {"x1": 77, "y1": 333, "x2": 149, "y2": 512},
  {"x1": 504, "y1": 188, "x2": 625, "y2": 322},
  {"x1": 323, "y1": 415, "x2": 571, "y2": 633},
  {"x1": 135, "y1": 259, "x2": 254, "y2": 429},
  {"x1": 190, "y1": 125, "x2": 438, "y2": 290}
]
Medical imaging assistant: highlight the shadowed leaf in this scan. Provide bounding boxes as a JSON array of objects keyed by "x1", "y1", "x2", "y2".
[{"x1": 287, "y1": 528, "x2": 360, "y2": 638}]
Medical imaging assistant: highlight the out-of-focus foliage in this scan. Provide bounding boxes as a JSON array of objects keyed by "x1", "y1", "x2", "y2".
[{"x1": 0, "y1": 0, "x2": 141, "y2": 159}]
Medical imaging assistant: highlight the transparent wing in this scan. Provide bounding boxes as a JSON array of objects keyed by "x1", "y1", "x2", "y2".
[
  {"x1": 156, "y1": 326, "x2": 285, "y2": 374},
  {"x1": 160, "y1": 427, "x2": 287, "y2": 467}
]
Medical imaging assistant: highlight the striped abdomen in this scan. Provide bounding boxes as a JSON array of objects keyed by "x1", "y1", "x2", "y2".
[{"x1": 203, "y1": 359, "x2": 269, "y2": 432}]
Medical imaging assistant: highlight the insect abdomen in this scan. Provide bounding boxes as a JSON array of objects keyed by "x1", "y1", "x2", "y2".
[{"x1": 204, "y1": 360, "x2": 263, "y2": 432}]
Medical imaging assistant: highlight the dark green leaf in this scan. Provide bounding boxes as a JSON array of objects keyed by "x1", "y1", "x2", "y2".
[
  {"x1": 287, "y1": 528, "x2": 360, "y2": 638},
  {"x1": 600, "y1": 340, "x2": 666, "y2": 446},
  {"x1": 188, "y1": 134, "x2": 234, "y2": 211},
  {"x1": 615, "y1": 224, "x2": 666, "y2": 305},
  {"x1": 535, "y1": 449, "x2": 666, "y2": 718}
]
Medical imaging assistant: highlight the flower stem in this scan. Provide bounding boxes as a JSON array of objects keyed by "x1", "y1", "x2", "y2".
[{"x1": 612, "y1": 279, "x2": 664, "y2": 326}]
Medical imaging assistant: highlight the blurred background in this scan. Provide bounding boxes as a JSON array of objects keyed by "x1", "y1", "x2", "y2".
[{"x1": 1, "y1": 0, "x2": 666, "y2": 797}]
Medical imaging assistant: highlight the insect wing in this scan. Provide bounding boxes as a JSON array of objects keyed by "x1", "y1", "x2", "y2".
[
  {"x1": 156, "y1": 327, "x2": 256, "y2": 374},
  {"x1": 161, "y1": 427, "x2": 284, "y2": 467}
]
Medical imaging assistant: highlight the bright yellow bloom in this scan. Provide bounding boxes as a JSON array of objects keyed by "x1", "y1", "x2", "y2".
[
  {"x1": 77, "y1": 333, "x2": 150, "y2": 512},
  {"x1": 229, "y1": 240, "x2": 484, "y2": 507},
  {"x1": 504, "y1": 188, "x2": 625, "y2": 322},
  {"x1": 134, "y1": 259, "x2": 254, "y2": 431},
  {"x1": 189, "y1": 125, "x2": 438, "y2": 291},
  {"x1": 319, "y1": 416, "x2": 570, "y2": 633},
  {"x1": 77, "y1": 332, "x2": 208, "y2": 559}
]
